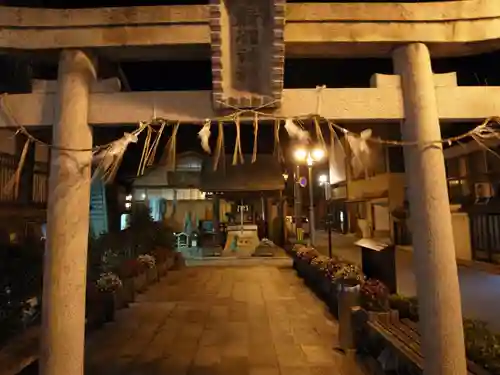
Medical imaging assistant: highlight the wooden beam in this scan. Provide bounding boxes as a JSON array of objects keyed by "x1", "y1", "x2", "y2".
[{"x1": 1, "y1": 87, "x2": 500, "y2": 128}]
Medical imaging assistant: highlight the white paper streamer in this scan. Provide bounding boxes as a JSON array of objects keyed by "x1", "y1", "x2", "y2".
[
  {"x1": 284, "y1": 118, "x2": 310, "y2": 142},
  {"x1": 198, "y1": 119, "x2": 212, "y2": 154},
  {"x1": 347, "y1": 129, "x2": 372, "y2": 179},
  {"x1": 92, "y1": 132, "x2": 138, "y2": 183}
]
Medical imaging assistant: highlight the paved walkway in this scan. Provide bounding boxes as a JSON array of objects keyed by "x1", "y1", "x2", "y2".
[
  {"x1": 314, "y1": 230, "x2": 500, "y2": 332},
  {"x1": 84, "y1": 261, "x2": 366, "y2": 375}
]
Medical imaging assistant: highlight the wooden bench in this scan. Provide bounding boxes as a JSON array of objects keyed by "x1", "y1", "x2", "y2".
[{"x1": 368, "y1": 314, "x2": 488, "y2": 375}]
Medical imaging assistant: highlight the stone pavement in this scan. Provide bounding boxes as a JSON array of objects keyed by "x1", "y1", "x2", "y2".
[
  {"x1": 314, "y1": 230, "x2": 500, "y2": 333},
  {"x1": 84, "y1": 261, "x2": 366, "y2": 375}
]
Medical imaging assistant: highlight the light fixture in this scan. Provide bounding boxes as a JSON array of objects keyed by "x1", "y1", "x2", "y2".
[
  {"x1": 319, "y1": 174, "x2": 328, "y2": 184},
  {"x1": 125, "y1": 194, "x2": 132, "y2": 201},
  {"x1": 141, "y1": 193, "x2": 146, "y2": 199},
  {"x1": 282, "y1": 172, "x2": 289, "y2": 181},
  {"x1": 312, "y1": 148, "x2": 325, "y2": 161},
  {"x1": 306, "y1": 155, "x2": 314, "y2": 167},
  {"x1": 125, "y1": 202, "x2": 131, "y2": 209},
  {"x1": 294, "y1": 148, "x2": 307, "y2": 162}
]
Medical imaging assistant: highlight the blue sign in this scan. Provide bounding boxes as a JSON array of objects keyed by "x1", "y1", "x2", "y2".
[{"x1": 299, "y1": 177, "x2": 307, "y2": 187}]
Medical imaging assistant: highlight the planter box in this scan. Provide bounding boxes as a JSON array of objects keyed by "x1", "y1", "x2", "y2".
[
  {"x1": 146, "y1": 266, "x2": 159, "y2": 284},
  {"x1": 166, "y1": 256, "x2": 175, "y2": 270},
  {"x1": 133, "y1": 272, "x2": 147, "y2": 293},
  {"x1": 121, "y1": 278, "x2": 135, "y2": 305},
  {"x1": 353, "y1": 308, "x2": 399, "y2": 325},
  {"x1": 157, "y1": 262, "x2": 168, "y2": 277},
  {"x1": 326, "y1": 285, "x2": 340, "y2": 318},
  {"x1": 294, "y1": 258, "x2": 311, "y2": 279},
  {"x1": 102, "y1": 292, "x2": 115, "y2": 323},
  {"x1": 318, "y1": 277, "x2": 332, "y2": 298},
  {"x1": 113, "y1": 287, "x2": 128, "y2": 310}
]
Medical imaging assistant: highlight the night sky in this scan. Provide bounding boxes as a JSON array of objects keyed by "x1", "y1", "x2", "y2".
[{"x1": 2, "y1": 0, "x2": 499, "y2": 182}]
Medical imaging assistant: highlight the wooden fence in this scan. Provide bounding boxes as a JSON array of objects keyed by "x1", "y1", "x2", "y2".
[{"x1": 0, "y1": 152, "x2": 48, "y2": 205}]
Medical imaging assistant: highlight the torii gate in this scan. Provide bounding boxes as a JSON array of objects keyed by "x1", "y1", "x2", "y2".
[{"x1": 0, "y1": 46, "x2": 489, "y2": 375}]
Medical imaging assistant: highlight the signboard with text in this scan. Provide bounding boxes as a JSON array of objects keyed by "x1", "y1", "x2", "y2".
[{"x1": 209, "y1": 0, "x2": 285, "y2": 109}]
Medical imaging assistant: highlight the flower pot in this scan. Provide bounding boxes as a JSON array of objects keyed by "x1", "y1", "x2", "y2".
[
  {"x1": 134, "y1": 272, "x2": 147, "y2": 293},
  {"x1": 146, "y1": 266, "x2": 159, "y2": 284},
  {"x1": 103, "y1": 292, "x2": 116, "y2": 323}
]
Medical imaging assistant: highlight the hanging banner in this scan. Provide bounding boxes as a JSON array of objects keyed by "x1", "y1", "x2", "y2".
[{"x1": 209, "y1": 0, "x2": 285, "y2": 109}]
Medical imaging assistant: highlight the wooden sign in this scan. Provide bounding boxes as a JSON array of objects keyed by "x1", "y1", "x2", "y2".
[{"x1": 209, "y1": 0, "x2": 285, "y2": 109}]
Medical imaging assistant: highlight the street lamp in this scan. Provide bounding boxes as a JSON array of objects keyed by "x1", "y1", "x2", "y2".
[
  {"x1": 294, "y1": 146, "x2": 325, "y2": 247},
  {"x1": 319, "y1": 173, "x2": 332, "y2": 258}
]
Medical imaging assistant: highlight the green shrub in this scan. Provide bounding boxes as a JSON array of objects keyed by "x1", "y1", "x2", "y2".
[
  {"x1": 463, "y1": 319, "x2": 500, "y2": 374},
  {"x1": 389, "y1": 294, "x2": 419, "y2": 321}
]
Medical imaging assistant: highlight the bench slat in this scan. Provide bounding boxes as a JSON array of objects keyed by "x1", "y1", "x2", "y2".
[
  {"x1": 368, "y1": 320, "x2": 424, "y2": 368},
  {"x1": 372, "y1": 317, "x2": 479, "y2": 375}
]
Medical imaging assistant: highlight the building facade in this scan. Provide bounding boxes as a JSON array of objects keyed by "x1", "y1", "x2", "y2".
[
  {"x1": 444, "y1": 139, "x2": 500, "y2": 264},
  {"x1": 0, "y1": 129, "x2": 49, "y2": 243},
  {"x1": 131, "y1": 152, "x2": 216, "y2": 232}
]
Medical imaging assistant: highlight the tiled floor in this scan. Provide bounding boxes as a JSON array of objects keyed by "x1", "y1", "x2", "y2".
[{"x1": 84, "y1": 261, "x2": 366, "y2": 375}]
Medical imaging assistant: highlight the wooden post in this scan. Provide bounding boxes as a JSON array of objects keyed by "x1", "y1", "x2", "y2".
[{"x1": 41, "y1": 50, "x2": 96, "y2": 375}]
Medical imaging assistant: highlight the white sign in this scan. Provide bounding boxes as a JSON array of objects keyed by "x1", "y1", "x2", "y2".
[{"x1": 237, "y1": 205, "x2": 249, "y2": 212}]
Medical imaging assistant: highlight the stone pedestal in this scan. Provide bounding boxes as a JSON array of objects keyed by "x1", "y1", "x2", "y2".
[
  {"x1": 393, "y1": 43, "x2": 467, "y2": 375},
  {"x1": 41, "y1": 50, "x2": 96, "y2": 375}
]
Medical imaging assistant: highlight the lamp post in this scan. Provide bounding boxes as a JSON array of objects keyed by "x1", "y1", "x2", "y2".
[
  {"x1": 294, "y1": 147, "x2": 325, "y2": 247},
  {"x1": 319, "y1": 174, "x2": 329, "y2": 200},
  {"x1": 319, "y1": 174, "x2": 332, "y2": 258}
]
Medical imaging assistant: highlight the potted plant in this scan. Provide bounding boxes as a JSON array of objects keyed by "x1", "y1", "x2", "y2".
[
  {"x1": 138, "y1": 254, "x2": 158, "y2": 284},
  {"x1": 359, "y1": 279, "x2": 398, "y2": 323},
  {"x1": 96, "y1": 272, "x2": 123, "y2": 322}
]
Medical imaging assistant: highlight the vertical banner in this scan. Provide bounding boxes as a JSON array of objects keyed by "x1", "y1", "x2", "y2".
[{"x1": 209, "y1": 0, "x2": 285, "y2": 109}]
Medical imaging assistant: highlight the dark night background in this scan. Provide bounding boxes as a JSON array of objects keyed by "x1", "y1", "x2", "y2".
[{"x1": 1, "y1": 0, "x2": 499, "y2": 183}]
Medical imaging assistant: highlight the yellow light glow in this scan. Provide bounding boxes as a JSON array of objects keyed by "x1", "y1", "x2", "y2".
[
  {"x1": 312, "y1": 148, "x2": 325, "y2": 161},
  {"x1": 294, "y1": 148, "x2": 307, "y2": 161},
  {"x1": 319, "y1": 174, "x2": 328, "y2": 184}
]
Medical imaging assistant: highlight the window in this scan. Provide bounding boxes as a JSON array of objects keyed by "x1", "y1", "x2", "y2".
[
  {"x1": 174, "y1": 189, "x2": 205, "y2": 200},
  {"x1": 447, "y1": 178, "x2": 469, "y2": 202},
  {"x1": 176, "y1": 156, "x2": 202, "y2": 171}
]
